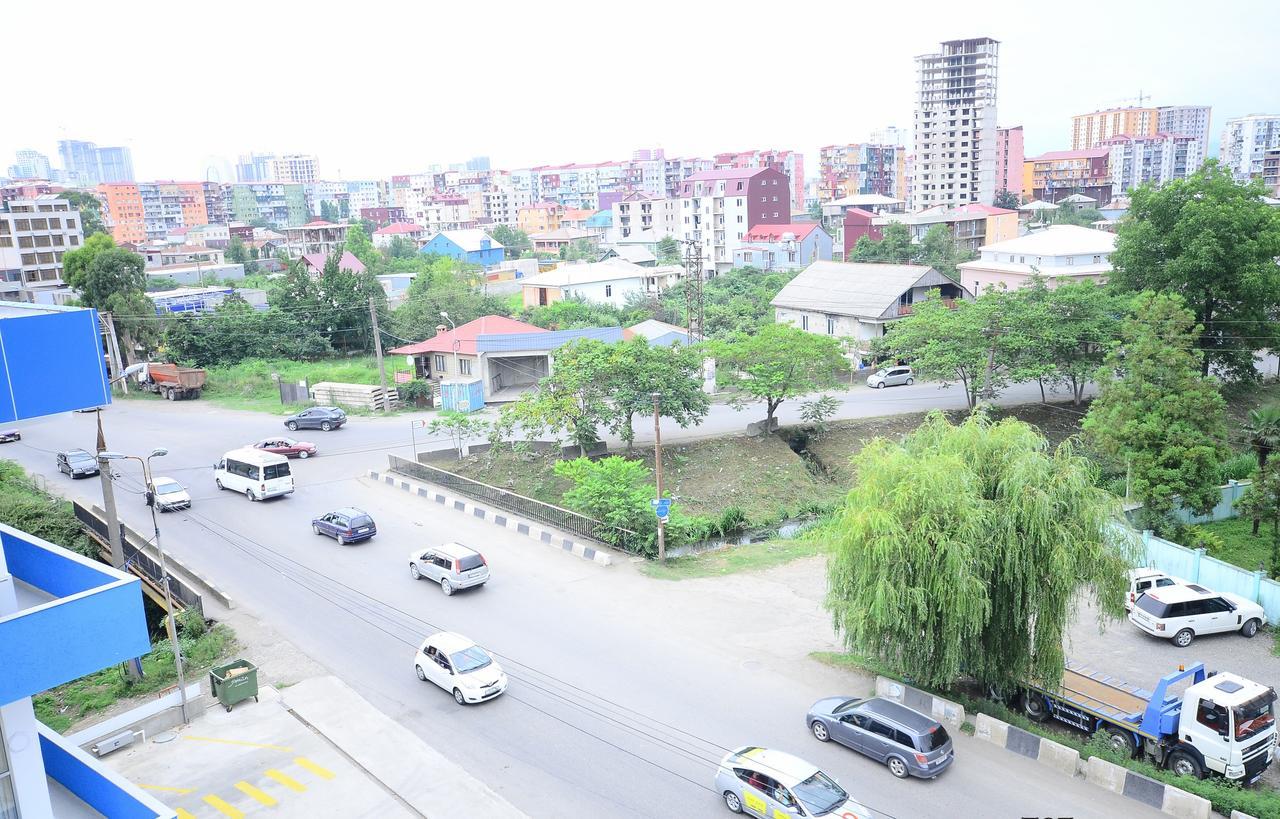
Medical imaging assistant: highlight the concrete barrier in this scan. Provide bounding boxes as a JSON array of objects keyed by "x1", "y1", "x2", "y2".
[
  {"x1": 974, "y1": 712, "x2": 1008, "y2": 747},
  {"x1": 1035, "y1": 736, "x2": 1080, "y2": 777},
  {"x1": 1084, "y1": 755, "x2": 1127, "y2": 794},
  {"x1": 874, "y1": 676, "x2": 965, "y2": 727},
  {"x1": 1231, "y1": 810, "x2": 1261, "y2": 819},
  {"x1": 1161, "y1": 787, "x2": 1211, "y2": 819}
]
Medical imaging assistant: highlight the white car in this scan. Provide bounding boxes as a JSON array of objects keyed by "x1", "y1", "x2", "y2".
[
  {"x1": 1125, "y1": 567, "x2": 1188, "y2": 612},
  {"x1": 713, "y1": 746, "x2": 871, "y2": 818},
  {"x1": 1129, "y1": 585, "x2": 1266, "y2": 647},
  {"x1": 150, "y1": 477, "x2": 191, "y2": 511},
  {"x1": 413, "y1": 632, "x2": 507, "y2": 705}
]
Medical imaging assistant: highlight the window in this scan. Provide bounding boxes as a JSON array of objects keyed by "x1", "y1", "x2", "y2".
[
  {"x1": 801, "y1": 315, "x2": 809, "y2": 331},
  {"x1": 1203, "y1": 597, "x2": 1233, "y2": 613},
  {"x1": 1066, "y1": 257, "x2": 1074, "y2": 266},
  {"x1": 1197, "y1": 699, "x2": 1230, "y2": 735},
  {"x1": 434, "y1": 354, "x2": 447, "y2": 372},
  {"x1": 459, "y1": 359, "x2": 473, "y2": 376},
  {"x1": 1093, "y1": 255, "x2": 1102, "y2": 263},
  {"x1": 868, "y1": 719, "x2": 897, "y2": 741},
  {"x1": 826, "y1": 317, "x2": 836, "y2": 335},
  {"x1": 605, "y1": 285, "x2": 612, "y2": 297}
]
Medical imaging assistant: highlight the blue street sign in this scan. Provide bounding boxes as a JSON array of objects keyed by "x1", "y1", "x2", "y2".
[{"x1": 651, "y1": 498, "x2": 671, "y2": 521}]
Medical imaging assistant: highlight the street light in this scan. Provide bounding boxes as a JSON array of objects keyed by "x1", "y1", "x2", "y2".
[
  {"x1": 98, "y1": 447, "x2": 189, "y2": 724},
  {"x1": 440, "y1": 311, "x2": 461, "y2": 377}
]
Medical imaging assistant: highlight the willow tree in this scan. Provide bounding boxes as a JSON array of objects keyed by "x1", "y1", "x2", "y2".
[{"x1": 825, "y1": 412, "x2": 1136, "y2": 691}]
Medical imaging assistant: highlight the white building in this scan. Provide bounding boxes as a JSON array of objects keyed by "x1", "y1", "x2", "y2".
[
  {"x1": 519, "y1": 259, "x2": 682, "y2": 309},
  {"x1": 1105, "y1": 133, "x2": 1203, "y2": 193},
  {"x1": 956, "y1": 225, "x2": 1116, "y2": 294},
  {"x1": 911, "y1": 37, "x2": 1000, "y2": 210},
  {"x1": 1157, "y1": 105, "x2": 1212, "y2": 160},
  {"x1": 0, "y1": 196, "x2": 84, "y2": 301},
  {"x1": 8, "y1": 150, "x2": 52, "y2": 180},
  {"x1": 372, "y1": 222, "x2": 427, "y2": 249},
  {"x1": 273, "y1": 154, "x2": 319, "y2": 184},
  {"x1": 1220, "y1": 114, "x2": 1280, "y2": 182},
  {"x1": 414, "y1": 197, "x2": 475, "y2": 232},
  {"x1": 677, "y1": 166, "x2": 792, "y2": 277},
  {"x1": 613, "y1": 191, "x2": 680, "y2": 240}
]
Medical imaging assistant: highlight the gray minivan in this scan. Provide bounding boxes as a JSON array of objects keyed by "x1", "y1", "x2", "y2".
[
  {"x1": 806, "y1": 696, "x2": 955, "y2": 779},
  {"x1": 867, "y1": 366, "x2": 914, "y2": 389}
]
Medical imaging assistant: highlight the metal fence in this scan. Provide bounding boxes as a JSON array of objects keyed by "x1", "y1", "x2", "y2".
[
  {"x1": 73, "y1": 502, "x2": 204, "y2": 616},
  {"x1": 388, "y1": 454, "x2": 647, "y2": 555}
]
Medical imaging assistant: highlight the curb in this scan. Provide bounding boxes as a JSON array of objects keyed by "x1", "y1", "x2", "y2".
[
  {"x1": 874, "y1": 676, "x2": 965, "y2": 727},
  {"x1": 367, "y1": 470, "x2": 613, "y2": 567}
]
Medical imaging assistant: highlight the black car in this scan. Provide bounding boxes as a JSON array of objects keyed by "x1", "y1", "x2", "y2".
[
  {"x1": 0, "y1": 430, "x2": 20, "y2": 443},
  {"x1": 285, "y1": 406, "x2": 347, "y2": 432},
  {"x1": 57, "y1": 449, "x2": 100, "y2": 478}
]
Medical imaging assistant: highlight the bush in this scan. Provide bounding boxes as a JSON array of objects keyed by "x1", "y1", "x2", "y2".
[
  {"x1": 714, "y1": 507, "x2": 749, "y2": 538},
  {"x1": 554, "y1": 456, "x2": 658, "y2": 552},
  {"x1": 1184, "y1": 524, "x2": 1226, "y2": 552},
  {"x1": 0, "y1": 460, "x2": 96, "y2": 558},
  {"x1": 1218, "y1": 452, "x2": 1258, "y2": 483}
]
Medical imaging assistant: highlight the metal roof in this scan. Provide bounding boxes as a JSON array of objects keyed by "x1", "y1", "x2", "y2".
[
  {"x1": 476, "y1": 326, "x2": 623, "y2": 353},
  {"x1": 770, "y1": 261, "x2": 967, "y2": 320}
]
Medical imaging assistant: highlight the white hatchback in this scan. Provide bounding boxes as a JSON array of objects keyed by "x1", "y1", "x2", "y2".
[
  {"x1": 413, "y1": 632, "x2": 507, "y2": 705},
  {"x1": 1129, "y1": 584, "x2": 1266, "y2": 647}
]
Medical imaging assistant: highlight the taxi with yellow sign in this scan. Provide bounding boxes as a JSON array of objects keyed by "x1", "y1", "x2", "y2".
[{"x1": 714, "y1": 745, "x2": 872, "y2": 818}]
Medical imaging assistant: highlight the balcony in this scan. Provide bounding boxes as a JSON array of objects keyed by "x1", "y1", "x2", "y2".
[{"x1": 897, "y1": 298, "x2": 956, "y2": 316}]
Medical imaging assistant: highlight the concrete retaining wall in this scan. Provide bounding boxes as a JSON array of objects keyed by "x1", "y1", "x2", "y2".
[{"x1": 874, "y1": 676, "x2": 965, "y2": 727}]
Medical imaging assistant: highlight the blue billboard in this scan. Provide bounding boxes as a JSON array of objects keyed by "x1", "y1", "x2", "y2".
[{"x1": 0, "y1": 302, "x2": 111, "y2": 422}]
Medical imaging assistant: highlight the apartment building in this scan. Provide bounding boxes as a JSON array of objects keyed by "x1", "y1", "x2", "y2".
[
  {"x1": 97, "y1": 183, "x2": 146, "y2": 244},
  {"x1": 58, "y1": 140, "x2": 135, "y2": 185},
  {"x1": 1103, "y1": 133, "x2": 1203, "y2": 193},
  {"x1": 818, "y1": 144, "x2": 907, "y2": 202},
  {"x1": 714, "y1": 150, "x2": 804, "y2": 213},
  {"x1": 678, "y1": 167, "x2": 791, "y2": 277},
  {"x1": 1157, "y1": 105, "x2": 1211, "y2": 159},
  {"x1": 1071, "y1": 107, "x2": 1158, "y2": 150},
  {"x1": 284, "y1": 220, "x2": 349, "y2": 258},
  {"x1": 912, "y1": 37, "x2": 1000, "y2": 210},
  {"x1": 1021, "y1": 148, "x2": 1112, "y2": 204},
  {"x1": 414, "y1": 196, "x2": 476, "y2": 232},
  {"x1": 228, "y1": 183, "x2": 310, "y2": 228},
  {"x1": 139, "y1": 182, "x2": 209, "y2": 241},
  {"x1": 8, "y1": 150, "x2": 52, "y2": 180},
  {"x1": 518, "y1": 201, "x2": 564, "y2": 234},
  {"x1": 0, "y1": 196, "x2": 84, "y2": 300},
  {"x1": 1262, "y1": 149, "x2": 1280, "y2": 195},
  {"x1": 1220, "y1": 114, "x2": 1280, "y2": 182},
  {"x1": 614, "y1": 191, "x2": 680, "y2": 240},
  {"x1": 234, "y1": 152, "x2": 319, "y2": 184},
  {"x1": 995, "y1": 126, "x2": 1024, "y2": 197}
]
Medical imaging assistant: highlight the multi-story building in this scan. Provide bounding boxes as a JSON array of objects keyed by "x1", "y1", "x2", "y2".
[
  {"x1": 201, "y1": 181, "x2": 229, "y2": 224},
  {"x1": 912, "y1": 37, "x2": 1000, "y2": 210},
  {"x1": 234, "y1": 152, "x2": 319, "y2": 184},
  {"x1": 613, "y1": 191, "x2": 680, "y2": 240},
  {"x1": 1071, "y1": 107, "x2": 1158, "y2": 150},
  {"x1": 869, "y1": 126, "x2": 908, "y2": 146},
  {"x1": 139, "y1": 182, "x2": 209, "y2": 241},
  {"x1": 882, "y1": 202, "x2": 1018, "y2": 253},
  {"x1": 958, "y1": 224, "x2": 1117, "y2": 293},
  {"x1": 346, "y1": 180, "x2": 383, "y2": 217},
  {"x1": 662, "y1": 156, "x2": 713, "y2": 198},
  {"x1": 235, "y1": 152, "x2": 276, "y2": 183},
  {"x1": 1261, "y1": 148, "x2": 1280, "y2": 195},
  {"x1": 0, "y1": 196, "x2": 85, "y2": 300},
  {"x1": 732, "y1": 223, "x2": 834, "y2": 271},
  {"x1": 1157, "y1": 105, "x2": 1212, "y2": 160},
  {"x1": 361, "y1": 206, "x2": 407, "y2": 226},
  {"x1": 228, "y1": 183, "x2": 309, "y2": 228},
  {"x1": 1021, "y1": 148, "x2": 1112, "y2": 204},
  {"x1": 96, "y1": 146, "x2": 134, "y2": 183},
  {"x1": 518, "y1": 201, "x2": 564, "y2": 234},
  {"x1": 97, "y1": 182, "x2": 147, "y2": 244},
  {"x1": 994, "y1": 126, "x2": 1024, "y2": 198},
  {"x1": 818, "y1": 143, "x2": 907, "y2": 202},
  {"x1": 284, "y1": 220, "x2": 349, "y2": 258},
  {"x1": 1103, "y1": 133, "x2": 1203, "y2": 193},
  {"x1": 714, "y1": 150, "x2": 804, "y2": 212},
  {"x1": 413, "y1": 196, "x2": 475, "y2": 233},
  {"x1": 1220, "y1": 114, "x2": 1280, "y2": 182},
  {"x1": 678, "y1": 167, "x2": 791, "y2": 277},
  {"x1": 8, "y1": 150, "x2": 52, "y2": 180},
  {"x1": 58, "y1": 140, "x2": 100, "y2": 186}
]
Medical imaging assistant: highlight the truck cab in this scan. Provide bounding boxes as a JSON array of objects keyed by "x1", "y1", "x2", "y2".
[{"x1": 1173, "y1": 672, "x2": 1276, "y2": 782}]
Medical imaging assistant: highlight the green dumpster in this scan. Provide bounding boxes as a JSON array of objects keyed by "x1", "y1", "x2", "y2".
[{"x1": 209, "y1": 660, "x2": 259, "y2": 712}]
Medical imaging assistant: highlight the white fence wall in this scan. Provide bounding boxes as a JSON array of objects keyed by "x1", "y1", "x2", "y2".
[{"x1": 1142, "y1": 530, "x2": 1280, "y2": 625}]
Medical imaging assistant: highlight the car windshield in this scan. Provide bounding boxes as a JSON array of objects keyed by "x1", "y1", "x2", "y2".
[
  {"x1": 1234, "y1": 690, "x2": 1277, "y2": 741},
  {"x1": 792, "y1": 770, "x2": 848, "y2": 816},
  {"x1": 264, "y1": 462, "x2": 291, "y2": 480},
  {"x1": 450, "y1": 646, "x2": 493, "y2": 674},
  {"x1": 832, "y1": 698, "x2": 862, "y2": 714},
  {"x1": 924, "y1": 724, "x2": 951, "y2": 751},
  {"x1": 154, "y1": 480, "x2": 183, "y2": 494},
  {"x1": 458, "y1": 554, "x2": 485, "y2": 572},
  {"x1": 350, "y1": 515, "x2": 374, "y2": 528},
  {"x1": 68, "y1": 452, "x2": 94, "y2": 464},
  {"x1": 1134, "y1": 595, "x2": 1169, "y2": 618},
  {"x1": 873, "y1": 369, "x2": 888, "y2": 377}
]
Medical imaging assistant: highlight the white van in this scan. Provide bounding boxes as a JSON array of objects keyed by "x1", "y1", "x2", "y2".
[{"x1": 214, "y1": 447, "x2": 294, "y2": 501}]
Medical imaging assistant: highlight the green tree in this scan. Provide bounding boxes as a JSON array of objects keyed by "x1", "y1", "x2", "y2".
[
  {"x1": 145, "y1": 275, "x2": 181, "y2": 292},
  {"x1": 385, "y1": 235, "x2": 418, "y2": 259},
  {"x1": 656, "y1": 236, "x2": 680, "y2": 264},
  {"x1": 807, "y1": 200, "x2": 823, "y2": 220},
  {"x1": 606, "y1": 338, "x2": 709, "y2": 448},
  {"x1": 521, "y1": 296, "x2": 624, "y2": 330},
  {"x1": 490, "y1": 225, "x2": 531, "y2": 259},
  {"x1": 559, "y1": 239, "x2": 598, "y2": 261},
  {"x1": 427, "y1": 410, "x2": 490, "y2": 460},
  {"x1": 343, "y1": 223, "x2": 379, "y2": 272},
  {"x1": 993, "y1": 189, "x2": 1021, "y2": 210},
  {"x1": 825, "y1": 412, "x2": 1134, "y2": 690},
  {"x1": 553, "y1": 456, "x2": 657, "y2": 550},
  {"x1": 1235, "y1": 468, "x2": 1280, "y2": 577},
  {"x1": 661, "y1": 266, "x2": 796, "y2": 339},
  {"x1": 1108, "y1": 162, "x2": 1280, "y2": 382},
  {"x1": 1243, "y1": 405, "x2": 1280, "y2": 534},
  {"x1": 502, "y1": 338, "x2": 614, "y2": 449},
  {"x1": 225, "y1": 236, "x2": 249, "y2": 264},
  {"x1": 849, "y1": 222, "x2": 913, "y2": 264},
  {"x1": 1019, "y1": 278, "x2": 1121, "y2": 406},
  {"x1": 389, "y1": 260, "x2": 510, "y2": 339},
  {"x1": 163, "y1": 297, "x2": 332, "y2": 366},
  {"x1": 57, "y1": 191, "x2": 106, "y2": 237},
  {"x1": 712, "y1": 323, "x2": 846, "y2": 427},
  {"x1": 1083, "y1": 292, "x2": 1229, "y2": 523},
  {"x1": 320, "y1": 200, "x2": 338, "y2": 222},
  {"x1": 62, "y1": 236, "x2": 157, "y2": 363},
  {"x1": 916, "y1": 224, "x2": 971, "y2": 282}
]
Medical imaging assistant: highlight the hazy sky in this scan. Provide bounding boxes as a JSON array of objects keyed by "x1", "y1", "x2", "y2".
[{"x1": 6, "y1": 0, "x2": 1279, "y2": 182}]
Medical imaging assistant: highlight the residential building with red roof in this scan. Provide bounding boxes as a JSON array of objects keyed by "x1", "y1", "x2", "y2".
[
  {"x1": 301, "y1": 250, "x2": 365, "y2": 279},
  {"x1": 372, "y1": 222, "x2": 426, "y2": 249},
  {"x1": 1022, "y1": 147, "x2": 1112, "y2": 204},
  {"x1": 714, "y1": 149, "x2": 805, "y2": 213},
  {"x1": 678, "y1": 166, "x2": 791, "y2": 277},
  {"x1": 389, "y1": 315, "x2": 549, "y2": 402},
  {"x1": 733, "y1": 223, "x2": 833, "y2": 271}
]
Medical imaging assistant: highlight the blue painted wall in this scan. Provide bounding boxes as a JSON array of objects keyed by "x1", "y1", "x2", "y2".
[
  {"x1": 0, "y1": 304, "x2": 110, "y2": 422},
  {"x1": 40, "y1": 728, "x2": 177, "y2": 818},
  {"x1": 421, "y1": 234, "x2": 504, "y2": 267}
]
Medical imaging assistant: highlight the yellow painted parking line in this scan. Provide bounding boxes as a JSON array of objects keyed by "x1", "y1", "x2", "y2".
[
  {"x1": 265, "y1": 769, "x2": 307, "y2": 792},
  {"x1": 294, "y1": 756, "x2": 336, "y2": 780},
  {"x1": 235, "y1": 781, "x2": 279, "y2": 806},
  {"x1": 183, "y1": 734, "x2": 293, "y2": 751},
  {"x1": 201, "y1": 794, "x2": 246, "y2": 819},
  {"x1": 139, "y1": 783, "x2": 195, "y2": 794},
  {"x1": 176, "y1": 810, "x2": 198, "y2": 819}
]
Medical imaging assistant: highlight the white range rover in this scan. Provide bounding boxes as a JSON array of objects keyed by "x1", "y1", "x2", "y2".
[{"x1": 1129, "y1": 584, "x2": 1266, "y2": 648}]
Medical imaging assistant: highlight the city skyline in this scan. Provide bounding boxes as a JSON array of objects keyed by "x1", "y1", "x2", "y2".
[{"x1": 4, "y1": 0, "x2": 1279, "y2": 183}]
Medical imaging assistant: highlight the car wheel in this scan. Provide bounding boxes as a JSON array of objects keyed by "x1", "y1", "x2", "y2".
[
  {"x1": 415, "y1": 665, "x2": 426, "y2": 681},
  {"x1": 1173, "y1": 628, "x2": 1195, "y2": 648},
  {"x1": 887, "y1": 756, "x2": 910, "y2": 779},
  {"x1": 441, "y1": 579, "x2": 454, "y2": 596},
  {"x1": 1241, "y1": 619, "x2": 1260, "y2": 638},
  {"x1": 321, "y1": 421, "x2": 332, "y2": 431},
  {"x1": 298, "y1": 450, "x2": 310, "y2": 459},
  {"x1": 1023, "y1": 692, "x2": 1052, "y2": 723},
  {"x1": 906, "y1": 377, "x2": 914, "y2": 385},
  {"x1": 287, "y1": 421, "x2": 298, "y2": 431},
  {"x1": 245, "y1": 489, "x2": 256, "y2": 502},
  {"x1": 723, "y1": 790, "x2": 743, "y2": 814},
  {"x1": 811, "y1": 721, "x2": 830, "y2": 742},
  {"x1": 1168, "y1": 749, "x2": 1204, "y2": 779},
  {"x1": 410, "y1": 563, "x2": 421, "y2": 580},
  {"x1": 452, "y1": 688, "x2": 466, "y2": 705},
  {"x1": 313, "y1": 524, "x2": 322, "y2": 536},
  {"x1": 215, "y1": 478, "x2": 224, "y2": 490},
  {"x1": 336, "y1": 534, "x2": 346, "y2": 546},
  {"x1": 876, "y1": 381, "x2": 886, "y2": 389}
]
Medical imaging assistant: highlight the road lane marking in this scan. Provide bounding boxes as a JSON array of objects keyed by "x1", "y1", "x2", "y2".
[
  {"x1": 176, "y1": 810, "x2": 198, "y2": 819},
  {"x1": 294, "y1": 756, "x2": 336, "y2": 780},
  {"x1": 182, "y1": 735, "x2": 293, "y2": 751},
  {"x1": 265, "y1": 769, "x2": 307, "y2": 791},
  {"x1": 201, "y1": 794, "x2": 246, "y2": 818},
  {"x1": 139, "y1": 784, "x2": 195, "y2": 794},
  {"x1": 235, "y1": 781, "x2": 279, "y2": 806}
]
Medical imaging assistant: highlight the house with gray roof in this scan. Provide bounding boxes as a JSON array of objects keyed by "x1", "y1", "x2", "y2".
[{"x1": 770, "y1": 261, "x2": 971, "y2": 357}]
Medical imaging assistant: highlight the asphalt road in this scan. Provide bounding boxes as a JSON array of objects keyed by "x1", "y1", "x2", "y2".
[{"x1": 6, "y1": 398, "x2": 1165, "y2": 819}]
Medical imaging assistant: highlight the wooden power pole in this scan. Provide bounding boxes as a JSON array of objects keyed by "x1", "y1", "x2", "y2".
[
  {"x1": 369, "y1": 297, "x2": 390, "y2": 413},
  {"x1": 102, "y1": 313, "x2": 127, "y2": 395}
]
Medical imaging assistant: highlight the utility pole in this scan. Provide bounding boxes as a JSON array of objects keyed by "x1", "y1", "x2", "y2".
[
  {"x1": 681, "y1": 240, "x2": 704, "y2": 344},
  {"x1": 369, "y1": 297, "x2": 390, "y2": 413},
  {"x1": 95, "y1": 414, "x2": 142, "y2": 681},
  {"x1": 102, "y1": 313, "x2": 127, "y2": 395},
  {"x1": 652, "y1": 392, "x2": 666, "y2": 562}
]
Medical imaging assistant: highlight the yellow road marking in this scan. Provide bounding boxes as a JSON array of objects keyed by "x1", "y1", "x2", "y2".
[
  {"x1": 235, "y1": 781, "x2": 279, "y2": 806},
  {"x1": 202, "y1": 794, "x2": 246, "y2": 819},
  {"x1": 182, "y1": 735, "x2": 293, "y2": 751},
  {"x1": 294, "y1": 756, "x2": 336, "y2": 780},
  {"x1": 139, "y1": 784, "x2": 195, "y2": 794},
  {"x1": 265, "y1": 769, "x2": 307, "y2": 792},
  {"x1": 176, "y1": 810, "x2": 198, "y2": 819}
]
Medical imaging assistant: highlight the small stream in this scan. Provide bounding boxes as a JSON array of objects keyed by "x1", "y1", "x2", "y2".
[{"x1": 666, "y1": 518, "x2": 820, "y2": 558}]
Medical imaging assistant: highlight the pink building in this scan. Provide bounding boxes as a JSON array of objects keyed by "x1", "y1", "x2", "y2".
[{"x1": 995, "y1": 126, "x2": 1024, "y2": 200}]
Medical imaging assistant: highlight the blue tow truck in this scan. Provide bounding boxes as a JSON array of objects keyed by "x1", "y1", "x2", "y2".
[{"x1": 1021, "y1": 660, "x2": 1276, "y2": 783}]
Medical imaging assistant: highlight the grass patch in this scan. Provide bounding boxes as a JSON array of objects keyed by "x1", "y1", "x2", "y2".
[
  {"x1": 641, "y1": 537, "x2": 829, "y2": 580},
  {"x1": 34, "y1": 622, "x2": 237, "y2": 733},
  {"x1": 1196, "y1": 516, "x2": 1276, "y2": 574}
]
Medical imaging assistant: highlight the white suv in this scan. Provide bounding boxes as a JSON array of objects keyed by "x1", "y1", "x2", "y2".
[
  {"x1": 408, "y1": 542, "x2": 490, "y2": 596},
  {"x1": 1129, "y1": 585, "x2": 1266, "y2": 647}
]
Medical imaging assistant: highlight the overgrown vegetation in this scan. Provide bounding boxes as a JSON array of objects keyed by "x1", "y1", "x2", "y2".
[
  {"x1": 0, "y1": 461, "x2": 96, "y2": 559},
  {"x1": 641, "y1": 536, "x2": 829, "y2": 580},
  {"x1": 192, "y1": 356, "x2": 398, "y2": 414}
]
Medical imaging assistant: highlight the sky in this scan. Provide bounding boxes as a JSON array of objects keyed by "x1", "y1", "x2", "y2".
[{"x1": 6, "y1": 0, "x2": 1280, "y2": 183}]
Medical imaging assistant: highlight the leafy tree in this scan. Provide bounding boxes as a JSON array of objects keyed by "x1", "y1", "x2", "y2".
[
  {"x1": 553, "y1": 456, "x2": 657, "y2": 551},
  {"x1": 807, "y1": 200, "x2": 823, "y2": 220},
  {"x1": 661, "y1": 266, "x2": 796, "y2": 339},
  {"x1": 145, "y1": 276, "x2": 181, "y2": 292},
  {"x1": 320, "y1": 200, "x2": 338, "y2": 222},
  {"x1": 162, "y1": 295, "x2": 332, "y2": 366},
  {"x1": 606, "y1": 338, "x2": 709, "y2": 448},
  {"x1": 503, "y1": 338, "x2": 614, "y2": 449},
  {"x1": 343, "y1": 223, "x2": 379, "y2": 272},
  {"x1": 1083, "y1": 292, "x2": 1229, "y2": 523},
  {"x1": 225, "y1": 236, "x2": 249, "y2": 264},
  {"x1": 1243, "y1": 405, "x2": 1280, "y2": 534},
  {"x1": 559, "y1": 239, "x2": 597, "y2": 261},
  {"x1": 1108, "y1": 162, "x2": 1280, "y2": 382},
  {"x1": 712, "y1": 323, "x2": 846, "y2": 427},
  {"x1": 389, "y1": 260, "x2": 510, "y2": 340},
  {"x1": 62, "y1": 236, "x2": 157, "y2": 363},
  {"x1": 385, "y1": 235, "x2": 418, "y2": 259},
  {"x1": 427, "y1": 410, "x2": 490, "y2": 460},
  {"x1": 993, "y1": 189, "x2": 1021, "y2": 210},
  {"x1": 656, "y1": 236, "x2": 680, "y2": 264},
  {"x1": 1047, "y1": 205, "x2": 1106, "y2": 227},
  {"x1": 916, "y1": 224, "x2": 972, "y2": 282},
  {"x1": 800, "y1": 394, "x2": 840, "y2": 439},
  {"x1": 490, "y1": 225, "x2": 531, "y2": 259},
  {"x1": 1235, "y1": 468, "x2": 1280, "y2": 577},
  {"x1": 825, "y1": 412, "x2": 1134, "y2": 690},
  {"x1": 1017, "y1": 278, "x2": 1121, "y2": 406},
  {"x1": 57, "y1": 191, "x2": 106, "y2": 237},
  {"x1": 849, "y1": 222, "x2": 913, "y2": 264},
  {"x1": 521, "y1": 296, "x2": 625, "y2": 330}
]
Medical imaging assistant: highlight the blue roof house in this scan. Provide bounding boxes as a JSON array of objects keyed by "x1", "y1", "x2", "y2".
[{"x1": 420, "y1": 229, "x2": 505, "y2": 267}]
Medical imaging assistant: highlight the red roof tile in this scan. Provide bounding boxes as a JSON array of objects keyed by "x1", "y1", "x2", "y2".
[
  {"x1": 373, "y1": 222, "x2": 423, "y2": 235},
  {"x1": 743, "y1": 223, "x2": 821, "y2": 242},
  {"x1": 388, "y1": 315, "x2": 546, "y2": 356}
]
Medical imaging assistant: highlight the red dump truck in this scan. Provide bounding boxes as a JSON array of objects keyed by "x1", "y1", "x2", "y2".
[{"x1": 136, "y1": 362, "x2": 207, "y2": 400}]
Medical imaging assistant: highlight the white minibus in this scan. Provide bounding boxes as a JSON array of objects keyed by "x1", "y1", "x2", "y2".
[{"x1": 214, "y1": 447, "x2": 294, "y2": 501}]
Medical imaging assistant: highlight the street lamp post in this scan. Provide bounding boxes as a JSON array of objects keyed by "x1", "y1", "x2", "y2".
[
  {"x1": 440, "y1": 311, "x2": 460, "y2": 377},
  {"x1": 652, "y1": 392, "x2": 665, "y2": 562},
  {"x1": 99, "y1": 448, "x2": 189, "y2": 724}
]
